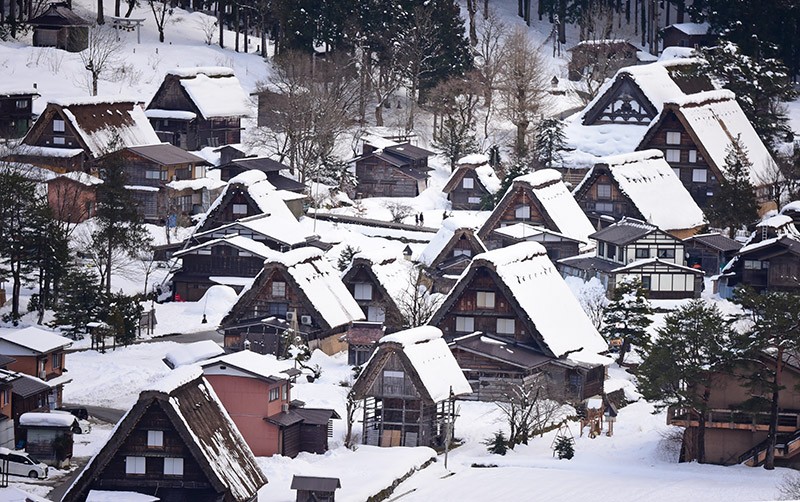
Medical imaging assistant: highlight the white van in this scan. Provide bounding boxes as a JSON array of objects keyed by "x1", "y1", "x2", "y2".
[{"x1": 0, "y1": 448, "x2": 48, "y2": 478}]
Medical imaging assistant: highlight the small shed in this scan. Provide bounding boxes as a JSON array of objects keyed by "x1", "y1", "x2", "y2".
[
  {"x1": 27, "y1": 3, "x2": 90, "y2": 52},
  {"x1": 291, "y1": 475, "x2": 341, "y2": 502},
  {"x1": 19, "y1": 411, "x2": 75, "y2": 468}
]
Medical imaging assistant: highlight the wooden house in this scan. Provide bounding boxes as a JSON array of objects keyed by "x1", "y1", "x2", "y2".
[
  {"x1": 567, "y1": 39, "x2": 639, "y2": 82},
  {"x1": 146, "y1": 67, "x2": 250, "y2": 150},
  {"x1": 0, "y1": 363, "x2": 16, "y2": 449},
  {"x1": 61, "y1": 368, "x2": 267, "y2": 502},
  {"x1": 660, "y1": 22, "x2": 712, "y2": 50},
  {"x1": 202, "y1": 351, "x2": 338, "y2": 458},
  {"x1": 26, "y1": 3, "x2": 90, "y2": 52},
  {"x1": 46, "y1": 172, "x2": 102, "y2": 223},
  {"x1": 418, "y1": 216, "x2": 487, "y2": 293},
  {"x1": 572, "y1": 149, "x2": 706, "y2": 238},
  {"x1": 717, "y1": 214, "x2": 800, "y2": 297},
  {"x1": 637, "y1": 90, "x2": 778, "y2": 207},
  {"x1": 353, "y1": 136, "x2": 433, "y2": 198},
  {"x1": 220, "y1": 247, "x2": 364, "y2": 357},
  {"x1": 191, "y1": 212, "x2": 320, "y2": 251},
  {"x1": 164, "y1": 176, "x2": 226, "y2": 222},
  {"x1": 0, "y1": 87, "x2": 39, "y2": 139},
  {"x1": 559, "y1": 217, "x2": 704, "y2": 299},
  {"x1": 428, "y1": 242, "x2": 608, "y2": 401},
  {"x1": 0, "y1": 368, "x2": 52, "y2": 444},
  {"x1": 351, "y1": 326, "x2": 471, "y2": 448},
  {"x1": 477, "y1": 169, "x2": 595, "y2": 260},
  {"x1": 211, "y1": 147, "x2": 305, "y2": 192},
  {"x1": 9, "y1": 98, "x2": 160, "y2": 173},
  {"x1": 441, "y1": 154, "x2": 501, "y2": 210},
  {"x1": 194, "y1": 170, "x2": 306, "y2": 234},
  {"x1": 566, "y1": 59, "x2": 715, "y2": 160},
  {"x1": 171, "y1": 235, "x2": 276, "y2": 301},
  {"x1": 683, "y1": 233, "x2": 741, "y2": 274},
  {"x1": 108, "y1": 144, "x2": 210, "y2": 223},
  {"x1": 667, "y1": 352, "x2": 800, "y2": 466},
  {"x1": 340, "y1": 250, "x2": 411, "y2": 330},
  {"x1": 291, "y1": 476, "x2": 341, "y2": 502},
  {"x1": 0, "y1": 327, "x2": 72, "y2": 410},
  {"x1": 19, "y1": 411, "x2": 76, "y2": 467},
  {"x1": 344, "y1": 322, "x2": 385, "y2": 367}
]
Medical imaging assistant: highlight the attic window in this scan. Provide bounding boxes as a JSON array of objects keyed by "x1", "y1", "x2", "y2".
[
  {"x1": 453, "y1": 248, "x2": 471, "y2": 258},
  {"x1": 666, "y1": 131, "x2": 681, "y2": 145},
  {"x1": 665, "y1": 149, "x2": 681, "y2": 163},
  {"x1": 53, "y1": 137, "x2": 65, "y2": 145},
  {"x1": 462, "y1": 177, "x2": 474, "y2": 189},
  {"x1": 688, "y1": 150, "x2": 698, "y2": 163},
  {"x1": 147, "y1": 430, "x2": 163, "y2": 447},
  {"x1": 597, "y1": 184, "x2": 611, "y2": 199},
  {"x1": 496, "y1": 318, "x2": 515, "y2": 335},
  {"x1": 125, "y1": 456, "x2": 146, "y2": 475},
  {"x1": 354, "y1": 283, "x2": 372, "y2": 301},
  {"x1": 477, "y1": 291, "x2": 495, "y2": 309},
  {"x1": 232, "y1": 203, "x2": 248, "y2": 215},
  {"x1": 15, "y1": 100, "x2": 26, "y2": 109},
  {"x1": 271, "y1": 281, "x2": 286, "y2": 298},
  {"x1": 53, "y1": 119, "x2": 65, "y2": 133},
  {"x1": 692, "y1": 169, "x2": 707, "y2": 183},
  {"x1": 515, "y1": 205, "x2": 531, "y2": 219},
  {"x1": 456, "y1": 316, "x2": 474, "y2": 332}
]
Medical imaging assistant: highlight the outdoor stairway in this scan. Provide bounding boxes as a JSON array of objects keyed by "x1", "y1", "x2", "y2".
[{"x1": 738, "y1": 429, "x2": 800, "y2": 466}]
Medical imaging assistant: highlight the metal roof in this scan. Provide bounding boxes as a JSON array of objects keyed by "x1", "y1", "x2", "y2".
[
  {"x1": 685, "y1": 233, "x2": 742, "y2": 253},
  {"x1": 126, "y1": 144, "x2": 208, "y2": 166},
  {"x1": 590, "y1": 219, "x2": 655, "y2": 245},
  {"x1": 291, "y1": 475, "x2": 341, "y2": 492}
]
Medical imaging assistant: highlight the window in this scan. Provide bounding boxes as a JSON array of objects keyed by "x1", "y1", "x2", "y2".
[
  {"x1": 515, "y1": 205, "x2": 531, "y2": 219},
  {"x1": 282, "y1": 384, "x2": 288, "y2": 401},
  {"x1": 367, "y1": 306, "x2": 385, "y2": 322},
  {"x1": 53, "y1": 137, "x2": 65, "y2": 145},
  {"x1": 269, "y1": 387, "x2": 280, "y2": 401},
  {"x1": 692, "y1": 169, "x2": 707, "y2": 183},
  {"x1": 268, "y1": 303, "x2": 288, "y2": 317},
  {"x1": 468, "y1": 197, "x2": 482, "y2": 204},
  {"x1": 641, "y1": 276, "x2": 651, "y2": 289},
  {"x1": 147, "y1": 430, "x2": 163, "y2": 448},
  {"x1": 606, "y1": 244, "x2": 617, "y2": 260},
  {"x1": 666, "y1": 131, "x2": 681, "y2": 145},
  {"x1": 635, "y1": 248, "x2": 650, "y2": 259},
  {"x1": 455, "y1": 316, "x2": 474, "y2": 332},
  {"x1": 596, "y1": 184, "x2": 612, "y2": 199},
  {"x1": 496, "y1": 318, "x2": 515, "y2": 335},
  {"x1": 453, "y1": 248, "x2": 472, "y2": 258},
  {"x1": 271, "y1": 281, "x2": 286, "y2": 298},
  {"x1": 232, "y1": 203, "x2": 248, "y2": 215},
  {"x1": 1, "y1": 389, "x2": 8, "y2": 406},
  {"x1": 665, "y1": 149, "x2": 681, "y2": 162},
  {"x1": 354, "y1": 283, "x2": 372, "y2": 300},
  {"x1": 125, "y1": 456, "x2": 146, "y2": 475},
  {"x1": 51, "y1": 353, "x2": 62, "y2": 369},
  {"x1": 595, "y1": 202, "x2": 613, "y2": 213},
  {"x1": 688, "y1": 149, "x2": 698, "y2": 163},
  {"x1": 383, "y1": 370, "x2": 405, "y2": 396},
  {"x1": 598, "y1": 242, "x2": 605, "y2": 256},
  {"x1": 462, "y1": 177, "x2": 474, "y2": 189},
  {"x1": 672, "y1": 168, "x2": 682, "y2": 178},
  {"x1": 476, "y1": 291, "x2": 495, "y2": 309},
  {"x1": 53, "y1": 119, "x2": 65, "y2": 133},
  {"x1": 744, "y1": 260, "x2": 763, "y2": 270},
  {"x1": 145, "y1": 170, "x2": 161, "y2": 180},
  {"x1": 657, "y1": 248, "x2": 675, "y2": 259},
  {"x1": 15, "y1": 100, "x2": 26, "y2": 109},
  {"x1": 163, "y1": 458, "x2": 184, "y2": 476}
]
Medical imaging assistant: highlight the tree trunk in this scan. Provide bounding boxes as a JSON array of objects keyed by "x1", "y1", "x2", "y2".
[
  {"x1": 557, "y1": 0, "x2": 566, "y2": 44},
  {"x1": 218, "y1": 0, "x2": 224, "y2": 48},
  {"x1": 10, "y1": 265, "x2": 20, "y2": 321},
  {"x1": 765, "y1": 351, "x2": 783, "y2": 470},
  {"x1": 616, "y1": 337, "x2": 631, "y2": 366},
  {"x1": 517, "y1": 0, "x2": 523, "y2": 18},
  {"x1": 234, "y1": 4, "x2": 239, "y2": 52},
  {"x1": 515, "y1": 121, "x2": 529, "y2": 159},
  {"x1": 106, "y1": 238, "x2": 113, "y2": 294},
  {"x1": 467, "y1": 0, "x2": 478, "y2": 46},
  {"x1": 159, "y1": 26, "x2": 165, "y2": 43},
  {"x1": 698, "y1": 387, "x2": 711, "y2": 463},
  {"x1": 92, "y1": 72, "x2": 99, "y2": 96},
  {"x1": 97, "y1": 0, "x2": 104, "y2": 24},
  {"x1": 115, "y1": 0, "x2": 120, "y2": 17},
  {"x1": 243, "y1": 10, "x2": 248, "y2": 53}
]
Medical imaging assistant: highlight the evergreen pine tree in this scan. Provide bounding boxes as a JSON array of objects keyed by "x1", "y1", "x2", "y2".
[
  {"x1": 601, "y1": 276, "x2": 653, "y2": 366},
  {"x1": 337, "y1": 245, "x2": 361, "y2": 272},
  {"x1": 706, "y1": 136, "x2": 759, "y2": 238},
  {"x1": 421, "y1": 0, "x2": 474, "y2": 95},
  {"x1": 484, "y1": 431, "x2": 508, "y2": 455},
  {"x1": 637, "y1": 300, "x2": 735, "y2": 463},
  {"x1": 93, "y1": 148, "x2": 152, "y2": 293},
  {"x1": 533, "y1": 118, "x2": 567, "y2": 169},
  {"x1": 52, "y1": 267, "x2": 103, "y2": 338},
  {"x1": 553, "y1": 435, "x2": 574, "y2": 459},
  {"x1": 99, "y1": 292, "x2": 144, "y2": 346}
]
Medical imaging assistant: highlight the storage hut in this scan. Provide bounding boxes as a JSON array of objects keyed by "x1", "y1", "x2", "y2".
[{"x1": 27, "y1": 3, "x2": 90, "y2": 52}]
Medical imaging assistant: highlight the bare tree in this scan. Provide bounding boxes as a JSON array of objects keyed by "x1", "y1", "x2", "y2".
[
  {"x1": 198, "y1": 16, "x2": 217, "y2": 45},
  {"x1": 399, "y1": 6, "x2": 442, "y2": 131},
  {"x1": 253, "y1": 51, "x2": 358, "y2": 183},
  {"x1": 474, "y1": 10, "x2": 507, "y2": 138},
  {"x1": 395, "y1": 266, "x2": 441, "y2": 328},
  {"x1": 362, "y1": 45, "x2": 406, "y2": 127},
  {"x1": 496, "y1": 380, "x2": 567, "y2": 448},
  {"x1": 79, "y1": 25, "x2": 123, "y2": 96},
  {"x1": 429, "y1": 75, "x2": 481, "y2": 170},
  {"x1": 343, "y1": 387, "x2": 361, "y2": 450},
  {"x1": 383, "y1": 201, "x2": 414, "y2": 223},
  {"x1": 497, "y1": 27, "x2": 551, "y2": 159},
  {"x1": 576, "y1": 277, "x2": 608, "y2": 330},
  {"x1": 148, "y1": 0, "x2": 171, "y2": 43}
]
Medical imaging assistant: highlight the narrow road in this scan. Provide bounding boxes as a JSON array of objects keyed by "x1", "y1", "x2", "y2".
[
  {"x1": 144, "y1": 329, "x2": 223, "y2": 345},
  {"x1": 62, "y1": 404, "x2": 126, "y2": 424}
]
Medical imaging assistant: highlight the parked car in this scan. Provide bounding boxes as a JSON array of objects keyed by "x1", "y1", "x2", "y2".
[
  {"x1": 56, "y1": 407, "x2": 89, "y2": 421},
  {"x1": 0, "y1": 448, "x2": 48, "y2": 478}
]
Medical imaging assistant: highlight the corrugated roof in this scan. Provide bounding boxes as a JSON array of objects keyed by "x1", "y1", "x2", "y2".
[
  {"x1": 685, "y1": 233, "x2": 742, "y2": 252},
  {"x1": 126, "y1": 144, "x2": 207, "y2": 166},
  {"x1": 591, "y1": 219, "x2": 655, "y2": 245},
  {"x1": 291, "y1": 476, "x2": 341, "y2": 492}
]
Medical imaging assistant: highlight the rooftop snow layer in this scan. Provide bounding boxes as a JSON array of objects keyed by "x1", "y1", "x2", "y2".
[
  {"x1": 418, "y1": 215, "x2": 483, "y2": 267},
  {"x1": 167, "y1": 66, "x2": 235, "y2": 78},
  {"x1": 164, "y1": 340, "x2": 225, "y2": 368},
  {"x1": 59, "y1": 171, "x2": 103, "y2": 185},
  {"x1": 202, "y1": 350, "x2": 293, "y2": 381},
  {"x1": 473, "y1": 242, "x2": 608, "y2": 359},
  {"x1": 60, "y1": 104, "x2": 160, "y2": 158},
  {"x1": 0, "y1": 327, "x2": 72, "y2": 354},
  {"x1": 178, "y1": 70, "x2": 251, "y2": 119},
  {"x1": 19, "y1": 411, "x2": 76, "y2": 428}
]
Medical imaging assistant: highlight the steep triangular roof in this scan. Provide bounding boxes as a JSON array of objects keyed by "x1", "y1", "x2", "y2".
[
  {"x1": 638, "y1": 90, "x2": 778, "y2": 186},
  {"x1": 22, "y1": 98, "x2": 160, "y2": 159},
  {"x1": 429, "y1": 242, "x2": 608, "y2": 361},
  {"x1": 479, "y1": 169, "x2": 595, "y2": 249},
  {"x1": 351, "y1": 326, "x2": 471, "y2": 402},
  {"x1": 573, "y1": 149, "x2": 706, "y2": 232},
  {"x1": 221, "y1": 247, "x2": 364, "y2": 331},
  {"x1": 341, "y1": 249, "x2": 415, "y2": 316},
  {"x1": 419, "y1": 215, "x2": 487, "y2": 268},
  {"x1": 62, "y1": 368, "x2": 267, "y2": 502},
  {"x1": 147, "y1": 67, "x2": 251, "y2": 120}
]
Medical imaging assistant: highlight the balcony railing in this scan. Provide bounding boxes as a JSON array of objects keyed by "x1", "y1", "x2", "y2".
[{"x1": 668, "y1": 406, "x2": 800, "y2": 432}]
